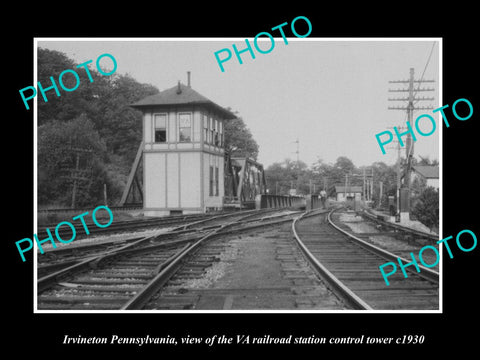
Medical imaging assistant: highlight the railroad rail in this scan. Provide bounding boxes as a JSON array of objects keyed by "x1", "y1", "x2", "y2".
[
  {"x1": 36, "y1": 208, "x2": 302, "y2": 310},
  {"x1": 38, "y1": 205, "x2": 143, "y2": 215},
  {"x1": 360, "y1": 209, "x2": 438, "y2": 242},
  {"x1": 37, "y1": 209, "x2": 273, "y2": 280},
  {"x1": 292, "y1": 208, "x2": 439, "y2": 310},
  {"x1": 37, "y1": 207, "x2": 440, "y2": 311},
  {"x1": 37, "y1": 211, "x2": 224, "y2": 239},
  {"x1": 135, "y1": 209, "x2": 345, "y2": 311}
]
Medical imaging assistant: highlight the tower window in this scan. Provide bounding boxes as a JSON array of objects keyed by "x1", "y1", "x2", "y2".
[
  {"x1": 209, "y1": 117, "x2": 214, "y2": 145},
  {"x1": 179, "y1": 113, "x2": 192, "y2": 142},
  {"x1": 203, "y1": 114, "x2": 209, "y2": 143},
  {"x1": 209, "y1": 166, "x2": 214, "y2": 196},
  {"x1": 214, "y1": 120, "x2": 219, "y2": 146},
  {"x1": 154, "y1": 114, "x2": 167, "y2": 143},
  {"x1": 218, "y1": 121, "x2": 223, "y2": 147}
]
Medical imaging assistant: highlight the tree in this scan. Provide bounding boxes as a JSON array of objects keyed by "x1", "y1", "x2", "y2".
[
  {"x1": 265, "y1": 159, "x2": 310, "y2": 195},
  {"x1": 311, "y1": 156, "x2": 358, "y2": 196},
  {"x1": 91, "y1": 73, "x2": 158, "y2": 165},
  {"x1": 38, "y1": 114, "x2": 109, "y2": 207},
  {"x1": 411, "y1": 187, "x2": 439, "y2": 232},
  {"x1": 37, "y1": 48, "x2": 80, "y2": 123},
  {"x1": 370, "y1": 161, "x2": 397, "y2": 207},
  {"x1": 334, "y1": 156, "x2": 356, "y2": 174},
  {"x1": 311, "y1": 159, "x2": 335, "y2": 194},
  {"x1": 224, "y1": 117, "x2": 259, "y2": 160},
  {"x1": 37, "y1": 48, "x2": 159, "y2": 207}
]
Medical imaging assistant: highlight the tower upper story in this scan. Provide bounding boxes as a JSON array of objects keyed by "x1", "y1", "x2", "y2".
[{"x1": 131, "y1": 81, "x2": 236, "y2": 154}]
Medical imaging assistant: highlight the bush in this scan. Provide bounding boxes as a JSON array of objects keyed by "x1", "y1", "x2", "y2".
[{"x1": 411, "y1": 186, "x2": 439, "y2": 231}]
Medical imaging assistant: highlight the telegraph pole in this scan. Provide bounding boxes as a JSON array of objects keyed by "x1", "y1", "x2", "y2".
[
  {"x1": 394, "y1": 136, "x2": 401, "y2": 216},
  {"x1": 63, "y1": 147, "x2": 93, "y2": 209},
  {"x1": 363, "y1": 168, "x2": 366, "y2": 200},
  {"x1": 294, "y1": 138, "x2": 299, "y2": 164},
  {"x1": 294, "y1": 138, "x2": 300, "y2": 192},
  {"x1": 385, "y1": 132, "x2": 402, "y2": 215},
  {"x1": 388, "y1": 68, "x2": 434, "y2": 220}
]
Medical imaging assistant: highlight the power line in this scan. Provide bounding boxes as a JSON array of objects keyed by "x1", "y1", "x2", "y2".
[{"x1": 414, "y1": 42, "x2": 437, "y2": 105}]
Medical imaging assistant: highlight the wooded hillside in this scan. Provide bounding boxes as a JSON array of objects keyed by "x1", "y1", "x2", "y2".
[{"x1": 37, "y1": 48, "x2": 259, "y2": 208}]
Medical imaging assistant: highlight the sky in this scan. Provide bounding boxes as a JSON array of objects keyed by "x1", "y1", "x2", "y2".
[{"x1": 37, "y1": 38, "x2": 440, "y2": 169}]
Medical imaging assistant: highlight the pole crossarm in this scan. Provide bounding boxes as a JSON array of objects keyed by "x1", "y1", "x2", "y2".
[
  {"x1": 388, "y1": 106, "x2": 433, "y2": 110},
  {"x1": 388, "y1": 87, "x2": 435, "y2": 92},
  {"x1": 388, "y1": 97, "x2": 434, "y2": 101},
  {"x1": 388, "y1": 79, "x2": 435, "y2": 83}
]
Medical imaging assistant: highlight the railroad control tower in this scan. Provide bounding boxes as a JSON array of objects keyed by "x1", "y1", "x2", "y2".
[{"x1": 130, "y1": 77, "x2": 236, "y2": 217}]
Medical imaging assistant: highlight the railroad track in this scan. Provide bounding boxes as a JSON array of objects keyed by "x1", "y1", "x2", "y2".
[
  {"x1": 292, "y1": 208, "x2": 439, "y2": 310},
  {"x1": 37, "y1": 209, "x2": 270, "y2": 278},
  {"x1": 37, "y1": 207, "x2": 439, "y2": 311},
  {"x1": 359, "y1": 209, "x2": 438, "y2": 243},
  {"x1": 37, "y1": 211, "x2": 223, "y2": 240},
  {"x1": 36, "y1": 208, "x2": 302, "y2": 310},
  {"x1": 137, "y1": 210, "x2": 346, "y2": 311}
]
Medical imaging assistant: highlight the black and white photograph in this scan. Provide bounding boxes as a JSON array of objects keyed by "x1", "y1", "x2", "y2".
[
  {"x1": 33, "y1": 38, "x2": 441, "y2": 313},
  {"x1": 6, "y1": 7, "x2": 479, "y2": 357}
]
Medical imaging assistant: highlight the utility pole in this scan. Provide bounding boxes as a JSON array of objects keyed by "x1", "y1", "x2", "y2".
[
  {"x1": 362, "y1": 168, "x2": 366, "y2": 201},
  {"x1": 385, "y1": 129, "x2": 403, "y2": 215},
  {"x1": 371, "y1": 170, "x2": 374, "y2": 202},
  {"x1": 104, "y1": 183, "x2": 108, "y2": 206},
  {"x1": 388, "y1": 68, "x2": 434, "y2": 220},
  {"x1": 396, "y1": 136, "x2": 401, "y2": 216},
  {"x1": 67, "y1": 147, "x2": 93, "y2": 209},
  {"x1": 370, "y1": 168, "x2": 374, "y2": 202},
  {"x1": 294, "y1": 138, "x2": 299, "y2": 164},
  {"x1": 294, "y1": 138, "x2": 300, "y2": 192},
  {"x1": 71, "y1": 151, "x2": 80, "y2": 209},
  {"x1": 379, "y1": 181, "x2": 383, "y2": 205}
]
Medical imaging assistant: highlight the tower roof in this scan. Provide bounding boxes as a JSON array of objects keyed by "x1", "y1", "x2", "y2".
[
  {"x1": 131, "y1": 82, "x2": 236, "y2": 119},
  {"x1": 412, "y1": 165, "x2": 439, "y2": 179}
]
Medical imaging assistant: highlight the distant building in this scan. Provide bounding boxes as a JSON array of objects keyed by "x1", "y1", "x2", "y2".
[
  {"x1": 333, "y1": 185, "x2": 362, "y2": 202},
  {"x1": 412, "y1": 165, "x2": 439, "y2": 190}
]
